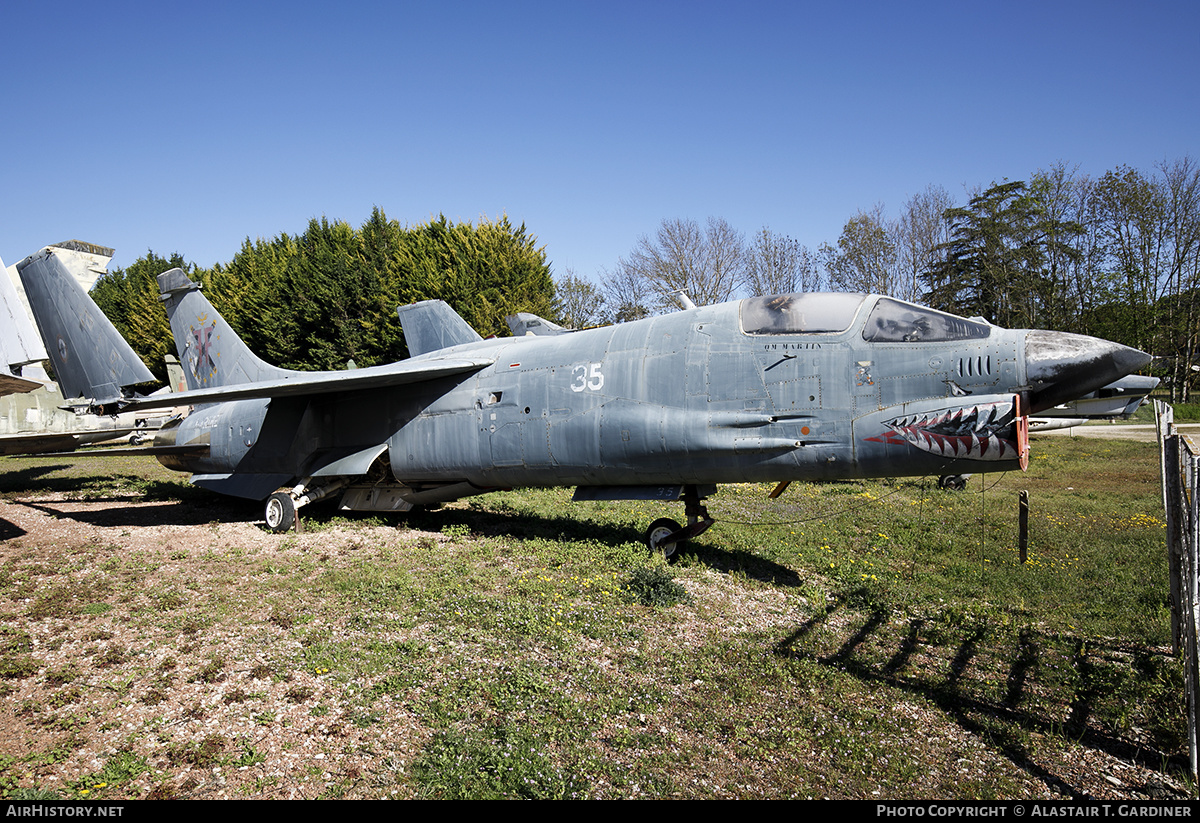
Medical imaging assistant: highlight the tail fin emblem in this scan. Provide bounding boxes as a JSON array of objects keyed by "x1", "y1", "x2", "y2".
[{"x1": 191, "y1": 322, "x2": 218, "y2": 377}]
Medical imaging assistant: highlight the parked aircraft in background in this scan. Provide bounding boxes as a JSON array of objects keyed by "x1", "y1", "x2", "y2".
[
  {"x1": 1028, "y1": 374, "x2": 1160, "y2": 432},
  {"x1": 16, "y1": 246, "x2": 154, "y2": 414},
  {"x1": 85, "y1": 270, "x2": 1147, "y2": 553},
  {"x1": 0, "y1": 248, "x2": 177, "y2": 460},
  {"x1": 0, "y1": 252, "x2": 47, "y2": 398},
  {"x1": 0, "y1": 357, "x2": 182, "y2": 456}
]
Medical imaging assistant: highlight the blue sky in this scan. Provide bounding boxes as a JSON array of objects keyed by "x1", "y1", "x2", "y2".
[{"x1": 1, "y1": 1, "x2": 1196, "y2": 283}]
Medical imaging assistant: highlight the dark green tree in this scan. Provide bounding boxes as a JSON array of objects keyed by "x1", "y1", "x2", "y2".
[
  {"x1": 278, "y1": 217, "x2": 382, "y2": 370},
  {"x1": 390, "y1": 214, "x2": 556, "y2": 342},
  {"x1": 923, "y1": 180, "x2": 1082, "y2": 328},
  {"x1": 92, "y1": 210, "x2": 556, "y2": 374},
  {"x1": 91, "y1": 251, "x2": 198, "y2": 381}
]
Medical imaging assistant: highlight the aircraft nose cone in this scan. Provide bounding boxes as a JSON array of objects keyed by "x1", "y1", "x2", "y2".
[{"x1": 1025, "y1": 331, "x2": 1152, "y2": 413}]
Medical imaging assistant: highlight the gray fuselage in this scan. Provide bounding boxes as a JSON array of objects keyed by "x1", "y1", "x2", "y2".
[{"x1": 160, "y1": 294, "x2": 1035, "y2": 498}]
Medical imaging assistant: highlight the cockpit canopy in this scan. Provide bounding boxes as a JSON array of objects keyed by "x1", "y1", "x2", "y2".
[
  {"x1": 741, "y1": 293, "x2": 865, "y2": 334},
  {"x1": 740, "y1": 293, "x2": 992, "y2": 342},
  {"x1": 862, "y1": 297, "x2": 991, "y2": 342}
]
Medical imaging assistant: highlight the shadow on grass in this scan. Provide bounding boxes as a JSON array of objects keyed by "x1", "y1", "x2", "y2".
[
  {"x1": 396, "y1": 505, "x2": 804, "y2": 587},
  {"x1": 0, "y1": 464, "x2": 203, "y2": 497},
  {"x1": 11, "y1": 489, "x2": 257, "y2": 528},
  {"x1": 0, "y1": 463, "x2": 74, "y2": 493},
  {"x1": 773, "y1": 604, "x2": 1188, "y2": 799},
  {"x1": 1, "y1": 458, "x2": 248, "y2": 527},
  {"x1": 680, "y1": 544, "x2": 804, "y2": 587},
  {"x1": 295, "y1": 499, "x2": 807, "y2": 586}
]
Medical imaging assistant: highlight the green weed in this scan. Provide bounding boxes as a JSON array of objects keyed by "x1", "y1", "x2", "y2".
[
  {"x1": 623, "y1": 564, "x2": 692, "y2": 607},
  {"x1": 412, "y1": 726, "x2": 589, "y2": 799}
]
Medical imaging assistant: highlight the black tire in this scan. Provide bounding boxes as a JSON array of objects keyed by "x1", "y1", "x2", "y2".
[
  {"x1": 265, "y1": 492, "x2": 296, "y2": 532},
  {"x1": 645, "y1": 517, "x2": 685, "y2": 559},
  {"x1": 938, "y1": 474, "x2": 969, "y2": 492}
]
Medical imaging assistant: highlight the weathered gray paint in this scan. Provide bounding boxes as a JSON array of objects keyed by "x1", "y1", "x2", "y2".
[
  {"x1": 17, "y1": 247, "x2": 154, "y2": 410},
  {"x1": 122, "y1": 270, "x2": 1150, "y2": 518},
  {"x1": 0, "y1": 246, "x2": 177, "y2": 456}
]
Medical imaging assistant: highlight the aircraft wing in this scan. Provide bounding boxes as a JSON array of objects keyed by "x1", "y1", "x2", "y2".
[
  {"x1": 0, "y1": 428, "x2": 142, "y2": 456},
  {"x1": 122, "y1": 355, "x2": 495, "y2": 412}
]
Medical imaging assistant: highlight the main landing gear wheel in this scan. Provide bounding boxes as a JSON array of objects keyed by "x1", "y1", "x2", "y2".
[
  {"x1": 646, "y1": 517, "x2": 685, "y2": 560},
  {"x1": 265, "y1": 492, "x2": 296, "y2": 533}
]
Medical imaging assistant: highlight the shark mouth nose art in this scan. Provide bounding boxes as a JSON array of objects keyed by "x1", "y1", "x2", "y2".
[{"x1": 884, "y1": 400, "x2": 1019, "y2": 461}]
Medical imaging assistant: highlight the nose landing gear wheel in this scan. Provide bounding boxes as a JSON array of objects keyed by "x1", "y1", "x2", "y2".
[
  {"x1": 646, "y1": 517, "x2": 685, "y2": 560},
  {"x1": 265, "y1": 492, "x2": 296, "y2": 533}
]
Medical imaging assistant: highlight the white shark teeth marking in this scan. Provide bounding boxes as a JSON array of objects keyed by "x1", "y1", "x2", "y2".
[{"x1": 885, "y1": 401, "x2": 1017, "y2": 462}]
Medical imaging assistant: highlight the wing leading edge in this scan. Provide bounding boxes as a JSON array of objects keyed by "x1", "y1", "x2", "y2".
[
  {"x1": 131, "y1": 268, "x2": 497, "y2": 411},
  {"x1": 123, "y1": 355, "x2": 495, "y2": 412}
]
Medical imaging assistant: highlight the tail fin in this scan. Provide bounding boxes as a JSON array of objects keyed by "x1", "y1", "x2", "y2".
[
  {"x1": 0, "y1": 253, "x2": 48, "y2": 397},
  {"x1": 157, "y1": 268, "x2": 292, "y2": 390},
  {"x1": 164, "y1": 355, "x2": 186, "y2": 393},
  {"x1": 17, "y1": 247, "x2": 154, "y2": 409},
  {"x1": 396, "y1": 300, "x2": 483, "y2": 357}
]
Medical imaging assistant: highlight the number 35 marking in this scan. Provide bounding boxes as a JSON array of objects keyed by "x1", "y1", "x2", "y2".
[{"x1": 571, "y1": 363, "x2": 604, "y2": 392}]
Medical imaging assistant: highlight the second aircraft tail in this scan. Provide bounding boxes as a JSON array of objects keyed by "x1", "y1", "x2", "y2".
[
  {"x1": 157, "y1": 268, "x2": 292, "y2": 390},
  {"x1": 18, "y1": 247, "x2": 154, "y2": 410}
]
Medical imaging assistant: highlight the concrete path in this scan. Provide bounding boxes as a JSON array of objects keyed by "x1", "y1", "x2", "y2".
[{"x1": 1034, "y1": 422, "x2": 1200, "y2": 442}]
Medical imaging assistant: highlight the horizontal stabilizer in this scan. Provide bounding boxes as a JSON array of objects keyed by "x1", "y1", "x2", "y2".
[
  {"x1": 0, "y1": 428, "x2": 141, "y2": 456},
  {"x1": 397, "y1": 300, "x2": 483, "y2": 356},
  {"x1": 6, "y1": 443, "x2": 209, "y2": 459},
  {"x1": 0, "y1": 433, "x2": 91, "y2": 456},
  {"x1": 0, "y1": 373, "x2": 44, "y2": 396}
]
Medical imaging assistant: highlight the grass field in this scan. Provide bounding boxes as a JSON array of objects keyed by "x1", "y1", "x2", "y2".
[{"x1": 0, "y1": 437, "x2": 1189, "y2": 799}]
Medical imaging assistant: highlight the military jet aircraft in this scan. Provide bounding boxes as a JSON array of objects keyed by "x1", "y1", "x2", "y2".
[
  {"x1": 1027, "y1": 374, "x2": 1160, "y2": 432},
  {"x1": 16, "y1": 246, "x2": 155, "y2": 414},
  {"x1": 0, "y1": 246, "x2": 178, "y2": 456},
  {"x1": 84, "y1": 269, "x2": 1149, "y2": 553},
  {"x1": 0, "y1": 357, "x2": 183, "y2": 456}
]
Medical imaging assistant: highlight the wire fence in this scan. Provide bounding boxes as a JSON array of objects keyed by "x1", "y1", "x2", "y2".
[{"x1": 1155, "y1": 400, "x2": 1200, "y2": 788}]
